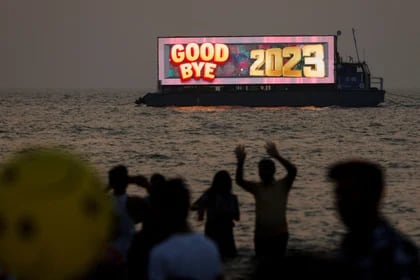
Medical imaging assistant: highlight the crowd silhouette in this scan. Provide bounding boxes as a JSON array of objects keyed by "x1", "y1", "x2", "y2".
[{"x1": 0, "y1": 142, "x2": 419, "y2": 280}]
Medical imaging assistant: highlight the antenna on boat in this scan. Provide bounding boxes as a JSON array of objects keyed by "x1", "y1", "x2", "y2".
[
  {"x1": 336, "y1": 30, "x2": 342, "y2": 62},
  {"x1": 352, "y1": 28, "x2": 361, "y2": 63}
]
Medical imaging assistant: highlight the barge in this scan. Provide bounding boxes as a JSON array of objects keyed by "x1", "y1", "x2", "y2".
[{"x1": 137, "y1": 32, "x2": 384, "y2": 107}]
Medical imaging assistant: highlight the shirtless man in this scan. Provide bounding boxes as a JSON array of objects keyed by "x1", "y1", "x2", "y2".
[{"x1": 234, "y1": 141, "x2": 297, "y2": 258}]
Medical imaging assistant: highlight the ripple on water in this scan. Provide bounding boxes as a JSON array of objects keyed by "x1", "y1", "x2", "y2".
[{"x1": 0, "y1": 89, "x2": 419, "y2": 278}]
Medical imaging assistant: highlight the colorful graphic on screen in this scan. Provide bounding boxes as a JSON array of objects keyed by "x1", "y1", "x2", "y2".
[{"x1": 158, "y1": 36, "x2": 335, "y2": 85}]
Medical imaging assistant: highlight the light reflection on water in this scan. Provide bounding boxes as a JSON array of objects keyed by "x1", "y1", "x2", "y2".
[{"x1": 172, "y1": 106, "x2": 325, "y2": 112}]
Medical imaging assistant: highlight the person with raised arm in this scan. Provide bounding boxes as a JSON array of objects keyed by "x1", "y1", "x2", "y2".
[{"x1": 234, "y1": 141, "x2": 297, "y2": 258}]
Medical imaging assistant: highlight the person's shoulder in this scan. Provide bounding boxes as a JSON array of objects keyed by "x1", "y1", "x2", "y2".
[
  {"x1": 192, "y1": 234, "x2": 222, "y2": 262},
  {"x1": 153, "y1": 233, "x2": 218, "y2": 257},
  {"x1": 200, "y1": 192, "x2": 210, "y2": 201},
  {"x1": 275, "y1": 177, "x2": 295, "y2": 189},
  {"x1": 392, "y1": 229, "x2": 419, "y2": 259},
  {"x1": 191, "y1": 192, "x2": 209, "y2": 209},
  {"x1": 188, "y1": 232, "x2": 212, "y2": 242},
  {"x1": 375, "y1": 221, "x2": 418, "y2": 258},
  {"x1": 190, "y1": 233, "x2": 219, "y2": 250},
  {"x1": 150, "y1": 236, "x2": 174, "y2": 258}
]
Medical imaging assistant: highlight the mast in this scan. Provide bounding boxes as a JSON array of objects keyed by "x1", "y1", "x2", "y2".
[
  {"x1": 352, "y1": 28, "x2": 361, "y2": 63},
  {"x1": 336, "y1": 30, "x2": 342, "y2": 62}
]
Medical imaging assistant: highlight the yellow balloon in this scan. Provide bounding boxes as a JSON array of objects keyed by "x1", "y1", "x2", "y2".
[{"x1": 0, "y1": 148, "x2": 113, "y2": 280}]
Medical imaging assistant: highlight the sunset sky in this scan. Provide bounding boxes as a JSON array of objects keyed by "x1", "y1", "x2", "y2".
[{"x1": 1, "y1": 0, "x2": 418, "y2": 90}]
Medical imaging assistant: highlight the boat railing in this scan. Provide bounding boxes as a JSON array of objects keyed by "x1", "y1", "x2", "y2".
[{"x1": 371, "y1": 77, "x2": 383, "y2": 90}]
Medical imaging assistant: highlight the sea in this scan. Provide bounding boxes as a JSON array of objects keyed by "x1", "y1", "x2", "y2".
[{"x1": 0, "y1": 89, "x2": 419, "y2": 279}]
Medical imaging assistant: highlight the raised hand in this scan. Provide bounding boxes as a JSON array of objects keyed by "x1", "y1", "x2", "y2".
[
  {"x1": 265, "y1": 141, "x2": 280, "y2": 158},
  {"x1": 234, "y1": 145, "x2": 247, "y2": 162}
]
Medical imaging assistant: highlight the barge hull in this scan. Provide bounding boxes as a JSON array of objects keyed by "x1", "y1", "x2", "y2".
[{"x1": 140, "y1": 89, "x2": 385, "y2": 107}]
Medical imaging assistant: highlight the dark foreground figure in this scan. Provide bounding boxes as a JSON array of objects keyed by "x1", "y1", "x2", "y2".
[
  {"x1": 328, "y1": 160, "x2": 419, "y2": 280},
  {"x1": 252, "y1": 159, "x2": 419, "y2": 280},
  {"x1": 147, "y1": 178, "x2": 223, "y2": 280}
]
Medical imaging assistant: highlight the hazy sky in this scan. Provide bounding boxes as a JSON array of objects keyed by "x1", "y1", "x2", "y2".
[{"x1": 1, "y1": 0, "x2": 419, "y2": 90}]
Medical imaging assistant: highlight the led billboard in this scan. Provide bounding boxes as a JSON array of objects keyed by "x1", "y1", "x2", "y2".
[{"x1": 158, "y1": 36, "x2": 335, "y2": 86}]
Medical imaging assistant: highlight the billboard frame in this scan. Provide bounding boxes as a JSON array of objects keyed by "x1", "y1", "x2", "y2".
[{"x1": 157, "y1": 35, "x2": 336, "y2": 87}]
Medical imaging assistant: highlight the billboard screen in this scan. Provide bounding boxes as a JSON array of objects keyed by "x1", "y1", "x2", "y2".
[{"x1": 158, "y1": 36, "x2": 335, "y2": 86}]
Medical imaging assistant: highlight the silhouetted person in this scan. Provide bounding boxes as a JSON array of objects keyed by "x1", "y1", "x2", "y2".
[
  {"x1": 89, "y1": 165, "x2": 149, "y2": 279},
  {"x1": 234, "y1": 142, "x2": 297, "y2": 258},
  {"x1": 108, "y1": 165, "x2": 150, "y2": 257},
  {"x1": 150, "y1": 173, "x2": 166, "y2": 192},
  {"x1": 191, "y1": 170, "x2": 240, "y2": 259},
  {"x1": 328, "y1": 160, "x2": 419, "y2": 280},
  {"x1": 148, "y1": 178, "x2": 223, "y2": 280},
  {"x1": 127, "y1": 173, "x2": 167, "y2": 280}
]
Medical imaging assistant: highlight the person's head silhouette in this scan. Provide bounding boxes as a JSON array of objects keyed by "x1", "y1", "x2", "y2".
[
  {"x1": 328, "y1": 160, "x2": 384, "y2": 232},
  {"x1": 108, "y1": 165, "x2": 129, "y2": 195},
  {"x1": 210, "y1": 170, "x2": 232, "y2": 194},
  {"x1": 150, "y1": 178, "x2": 190, "y2": 234},
  {"x1": 258, "y1": 158, "x2": 276, "y2": 185},
  {"x1": 150, "y1": 173, "x2": 166, "y2": 193}
]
